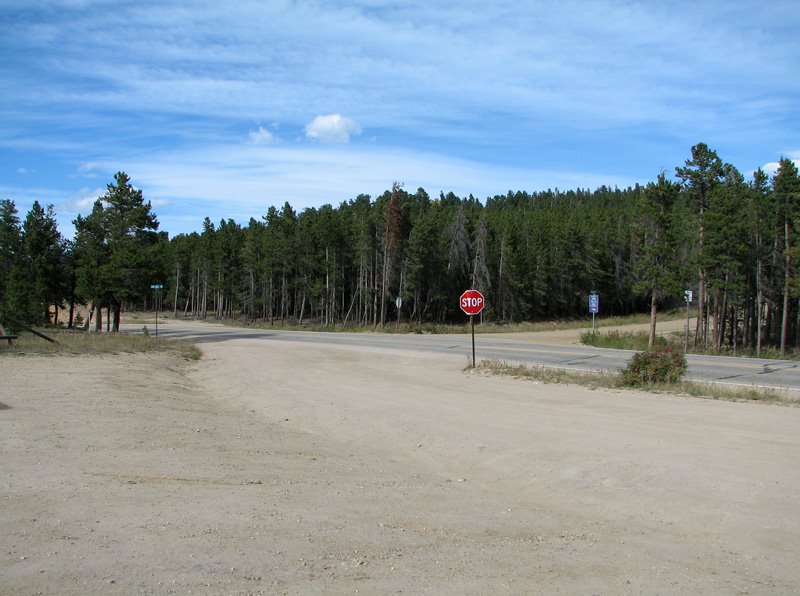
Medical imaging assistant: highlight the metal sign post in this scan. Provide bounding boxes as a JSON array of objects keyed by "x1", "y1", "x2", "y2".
[
  {"x1": 150, "y1": 284, "x2": 164, "y2": 337},
  {"x1": 395, "y1": 296, "x2": 402, "y2": 326},
  {"x1": 588, "y1": 291, "x2": 599, "y2": 331}
]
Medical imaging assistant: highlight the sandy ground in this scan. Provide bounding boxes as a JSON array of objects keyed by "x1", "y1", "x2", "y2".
[{"x1": 2, "y1": 319, "x2": 799, "y2": 594}]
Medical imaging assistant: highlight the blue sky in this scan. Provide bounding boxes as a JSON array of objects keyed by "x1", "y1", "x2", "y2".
[{"x1": 1, "y1": 0, "x2": 798, "y2": 238}]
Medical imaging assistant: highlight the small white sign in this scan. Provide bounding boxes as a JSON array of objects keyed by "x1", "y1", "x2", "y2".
[{"x1": 685, "y1": 290, "x2": 693, "y2": 303}]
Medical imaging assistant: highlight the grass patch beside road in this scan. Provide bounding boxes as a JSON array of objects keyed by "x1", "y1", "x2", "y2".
[
  {"x1": 580, "y1": 330, "x2": 667, "y2": 351},
  {"x1": 209, "y1": 309, "x2": 691, "y2": 335},
  {"x1": 0, "y1": 329, "x2": 201, "y2": 360},
  {"x1": 581, "y1": 328, "x2": 800, "y2": 361},
  {"x1": 474, "y1": 359, "x2": 797, "y2": 405}
]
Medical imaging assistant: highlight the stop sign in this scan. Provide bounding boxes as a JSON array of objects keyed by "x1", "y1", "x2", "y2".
[{"x1": 460, "y1": 289, "x2": 485, "y2": 315}]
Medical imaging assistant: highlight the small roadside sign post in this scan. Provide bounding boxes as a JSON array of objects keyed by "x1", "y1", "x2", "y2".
[
  {"x1": 395, "y1": 296, "x2": 402, "y2": 326},
  {"x1": 150, "y1": 284, "x2": 164, "y2": 337},
  {"x1": 460, "y1": 289, "x2": 485, "y2": 367},
  {"x1": 684, "y1": 289, "x2": 693, "y2": 351},
  {"x1": 588, "y1": 291, "x2": 599, "y2": 331}
]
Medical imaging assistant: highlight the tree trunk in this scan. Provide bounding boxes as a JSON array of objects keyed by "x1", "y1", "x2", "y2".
[
  {"x1": 711, "y1": 288, "x2": 720, "y2": 350},
  {"x1": 781, "y1": 220, "x2": 791, "y2": 355},
  {"x1": 112, "y1": 303, "x2": 121, "y2": 332},
  {"x1": 201, "y1": 271, "x2": 208, "y2": 319},
  {"x1": 380, "y1": 243, "x2": 388, "y2": 327},
  {"x1": 325, "y1": 246, "x2": 330, "y2": 326},
  {"x1": 756, "y1": 296, "x2": 763, "y2": 356},
  {"x1": 173, "y1": 262, "x2": 180, "y2": 318},
  {"x1": 298, "y1": 292, "x2": 306, "y2": 325},
  {"x1": 648, "y1": 291, "x2": 657, "y2": 349},
  {"x1": 717, "y1": 286, "x2": 728, "y2": 352}
]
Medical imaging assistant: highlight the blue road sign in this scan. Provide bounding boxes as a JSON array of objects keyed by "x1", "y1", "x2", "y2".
[{"x1": 589, "y1": 293, "x2": 599, "y2": 314}]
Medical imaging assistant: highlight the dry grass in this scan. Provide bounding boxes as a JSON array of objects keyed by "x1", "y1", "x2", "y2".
[
  {"x1": 0, "y1": 329, "x2": 201, "y2": 360},
  {"x1": 474, "y1": 358, "x2": 798, "y2": 405},
  {"x1": 205, "y1": 309, "x2": 691, "y2": 335},
  {"x1": 472, "y1": 359, "x2": 619, "y2": 388}
]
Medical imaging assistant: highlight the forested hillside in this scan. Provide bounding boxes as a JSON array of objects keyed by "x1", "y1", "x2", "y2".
[{"x1": 2, "y1": 144, "x2": 800, "y2": 353}]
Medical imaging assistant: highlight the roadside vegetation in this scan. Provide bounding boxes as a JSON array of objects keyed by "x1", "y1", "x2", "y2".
[
  {"x1": 581, "y1": 329, "x2": 669, "y2": 351},
  {"x1": 211, "y1": 309, "x2": 690, "y2": 335},
  {"x1": 475, "y1": 358, "x2": 796, "y2": 405},
  {"x1": 581, "y1": 328, "x2": 800, "y2": 360},
  {"x1": 0, "y1": 329, "x2": 201, "y2": 360}
]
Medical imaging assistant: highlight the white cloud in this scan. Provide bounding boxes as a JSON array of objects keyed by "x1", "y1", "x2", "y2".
[
  {"x1": 304, "y1": 114, "x2": 362, "y2": 143},
  {"x1": 91, "y1": 140, "x2": 638, "y2": 237},
  {"x1": 72, "y1": 187, "x2": 104, "y2": 210},
  {"x1": 77, "y1": 162, "x2": 101, "y2": 178},
  {"x1": 762, "y1": 152, "x2": 800, "y2": 176},
  {"x1": 248, "y1": 126, "x2": 275, "y2": 145}
]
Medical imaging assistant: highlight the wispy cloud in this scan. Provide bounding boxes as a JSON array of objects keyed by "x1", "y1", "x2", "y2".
[
  {"x1": 79, "y1": 140, "x2": 635, "y2": 234},
  {"x1": 8, "y1": 1, "x2": 797, "y2": 138},
  {"x1": 248, "y1": 126, "x2": 276, "y2": 145}
]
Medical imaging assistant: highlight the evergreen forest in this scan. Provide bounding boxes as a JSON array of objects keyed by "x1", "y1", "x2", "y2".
[{"x1": 2, "y1": 144, "x2": 800, "y2": 354}]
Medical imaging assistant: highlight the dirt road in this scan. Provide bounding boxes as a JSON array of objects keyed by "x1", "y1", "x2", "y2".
[{"x1": 2, "y1": 319, "x2": 799, "y2": 594}]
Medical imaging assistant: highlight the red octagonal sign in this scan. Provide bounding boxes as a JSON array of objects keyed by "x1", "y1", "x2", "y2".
[{"x1": 460, "y1": 289, "x2": 485, "y2": 316}]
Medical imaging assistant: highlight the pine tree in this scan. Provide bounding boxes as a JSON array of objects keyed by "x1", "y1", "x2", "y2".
[
  {"x1": 471, "y1": 212, "x2": 491, "y2": 317},
  {"x1": 18, "y1": 201, "x2": 66, "y2": 325},
  {"x1": 405, "y1": 203, "x2": 446, "y2": 322},
  {"x1": 675, "y1": 143, "x2": 724, "y2": 347},
  {"x1": 380, "y1": 182, "x2": 404, "y2": 326},
  {"x1": 0, "y1": 199, "x2": 22, "y2": 315},
  {"x1": 633, "y1": 174, "x2": 682, "y2": 349},
  {"x1": 703, "y1": 165, "x2": 750, "y2": 350},
  {"x1": 745, "y1": 169, "x2": 773, "y2": 353},
  {"x1": 73, "y1": 172, "x2": 163, "y2": 331},
  {"x1": 774, "y1": 158, "x2": 800, "y2": 354},
  {"x1": 446, "y1": 202, "x2": 471, "y2": 319}
]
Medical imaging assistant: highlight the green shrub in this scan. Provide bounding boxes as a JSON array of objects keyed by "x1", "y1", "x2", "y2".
[
  {"x1": 619, "y1": 346, "x2": 687, "y2": 386},
  {"x1": 581, "y1": 329, "x2": 668, "y2": 351}
]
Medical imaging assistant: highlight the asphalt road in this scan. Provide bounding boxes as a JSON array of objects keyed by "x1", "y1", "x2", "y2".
[{"x1": 141, "y1": 319, "x2": 800, "y2": 393}]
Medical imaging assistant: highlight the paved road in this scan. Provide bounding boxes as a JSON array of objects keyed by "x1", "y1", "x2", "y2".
[{"x1": 140, "y1": 319, "x2": 800, "y2": 392}]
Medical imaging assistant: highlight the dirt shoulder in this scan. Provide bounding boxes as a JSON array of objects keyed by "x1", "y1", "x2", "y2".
[{"x1": 1, "y1": 330, "x2": 798, "y2": 593}]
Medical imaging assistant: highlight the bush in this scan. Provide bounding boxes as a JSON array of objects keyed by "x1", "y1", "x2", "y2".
[{"x1": 619, "y1": 346, "x2": 687, "y2": 386}]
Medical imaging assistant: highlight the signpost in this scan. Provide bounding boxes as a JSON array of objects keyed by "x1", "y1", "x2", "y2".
[
  {"x1": 150, "y1": 284, "x2": 164, "y2": 337},
  {"x1": 684, "y1": 289, "x2": 693, "y2": 351},
  {"x1": 395, "y1": 296, "x2": 402, "y2": 325},
  {"x1": 460, "y1": 289, "x2": 485, "y2": 367},
  {"x1": 588, "y1": 291, "x2": 599, "y2": 331}
]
